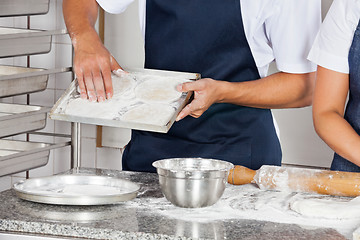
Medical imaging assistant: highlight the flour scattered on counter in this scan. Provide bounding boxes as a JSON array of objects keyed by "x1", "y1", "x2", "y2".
[
  {"x1": 126, "y1": 184, "x2": 360, "y2": 239},
  {"x1": 290, "y1": 195, "x2": 360, "y2": 219}
]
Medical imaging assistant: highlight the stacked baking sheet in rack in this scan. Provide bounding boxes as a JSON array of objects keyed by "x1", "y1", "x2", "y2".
[
  {"x1": 0, "y1": 74, "x2": 70, "y2": 176},
  {"x1": 50, "y1": 68, "x2": 200, "y2": 133},
  {"x1": 0, "y1": 0, "x2": 49, "y2": 17},
  {"x1": 0, "y1": 27, "x2": 67, "y2": 58},
  {"x1": 0, "y1": 0, "x2": 71, "y2": 177}
]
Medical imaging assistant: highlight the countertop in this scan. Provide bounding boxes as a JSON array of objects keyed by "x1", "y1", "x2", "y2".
[{"x1": 0, "y1": 168, "x2": 354, "y2": 240}]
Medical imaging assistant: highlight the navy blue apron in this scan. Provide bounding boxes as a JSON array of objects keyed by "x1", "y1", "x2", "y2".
[
  {"x1": 122, "y1": 0, "x2": 282, "y2": 172},
  {"x1": 331, "y1": 20, "x2": 360, "y2": 172}
]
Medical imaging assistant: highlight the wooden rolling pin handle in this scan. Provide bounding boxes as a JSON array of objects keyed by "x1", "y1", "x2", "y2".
[
  {"x1": 228, "y1": 164, "x2": 360, "y2": 197},
  {"x1": 228, "y1": 165, "x2": 256, "y2": 185}
]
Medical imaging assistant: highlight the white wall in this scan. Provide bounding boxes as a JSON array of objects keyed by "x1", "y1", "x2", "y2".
[{"x1": 102, "y1": 0, "x2": 336, "y2": 169}]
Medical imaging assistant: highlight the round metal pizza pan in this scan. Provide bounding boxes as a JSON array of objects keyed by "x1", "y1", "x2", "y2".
[{"x1": 13, "y1": 174, "x2": 140, "y2": 205}]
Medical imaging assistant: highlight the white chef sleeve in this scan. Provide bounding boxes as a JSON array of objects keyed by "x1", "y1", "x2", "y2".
[
  {"x1": 96, "y1": 0, "x2": 135, "y2": 14},
  {"x1": 266, "y1": 0, "x2": 321, "y2": 74},
  {"x1": 308, "y1": 0, "x2": 360, "y2": 74}
]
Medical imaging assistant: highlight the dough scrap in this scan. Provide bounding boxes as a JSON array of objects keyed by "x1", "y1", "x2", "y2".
[
  {"x1": 135, "y1": 78, "x2": 183, "y2": 103},
  {"x1": 121, "y1": 103, "x2": 175, "y2": 126},
  {"x1": 290, "y1": 196, "x2": 360, "y2": 219}
]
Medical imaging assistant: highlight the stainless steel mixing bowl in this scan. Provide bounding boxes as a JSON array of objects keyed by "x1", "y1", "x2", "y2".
[{"x1": 152, "y1": 158, "x2": 234, "y2": 208}]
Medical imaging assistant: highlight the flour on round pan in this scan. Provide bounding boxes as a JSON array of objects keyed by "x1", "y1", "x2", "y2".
[
  {"x1": 121, "y1": 104, "x2": 175, "y2": 126},
  {"x1": 135, "y1": 78, "x2": 183, "y2": 103},
  {"x1": 62, "y1": 184, "x2": 128, "y2": 196},
  {"x1": 30, "y1": 184, "x2": 129, "y2": 196},
  {"x1": 290, "y1": 196, "x2": 360, "y2": 219}
]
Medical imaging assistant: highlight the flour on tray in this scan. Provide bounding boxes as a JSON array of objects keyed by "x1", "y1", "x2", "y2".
[
  {"x1": 64, "y1": 98, "x2": 122, "y2": 119},
  {"x1": 63, "y1": 72, "x2": 191, "y2": 127}
]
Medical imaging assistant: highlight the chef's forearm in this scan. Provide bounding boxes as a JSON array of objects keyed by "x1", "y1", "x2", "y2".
[
  {"x1": 219, "y1": 72, "x2": 315, "y2": 109},
  {"x1": 63, "y1": 0, "x2": 100, "y2": 49},
  {"x1": 313, "y1": 110, "x2": 360, "y2": 167}
]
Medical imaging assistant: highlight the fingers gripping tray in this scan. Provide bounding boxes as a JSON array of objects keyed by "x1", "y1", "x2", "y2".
[{"x1": 50, "y1": 68, "x2": 200, "y2": 133}]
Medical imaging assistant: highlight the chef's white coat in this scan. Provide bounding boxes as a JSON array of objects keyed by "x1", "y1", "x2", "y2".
[{"x1": 309, "y1": 0, "x2": 360, "y2": 74}]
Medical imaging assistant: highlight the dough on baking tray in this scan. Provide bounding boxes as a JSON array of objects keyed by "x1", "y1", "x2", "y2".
[
  {"x1": 112, "y1": 74, "x2": 135, "y2": 97},
  {"x1": 121, "y1": 103, "x2": 175, "y2": 126},
  {"x1": 354, "y1": 226, "x2": 360, "y2": 240},
  {"x1": 135, "y1": 78, "x2": 183, "y2": 103},
  {"x1": 290, "y1": 196, "x2": 360, "y2": 219}
]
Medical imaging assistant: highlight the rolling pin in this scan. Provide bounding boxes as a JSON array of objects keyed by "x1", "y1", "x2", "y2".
[{"x1": 228, "y1": 165, "x2": 360, "y2": 197}]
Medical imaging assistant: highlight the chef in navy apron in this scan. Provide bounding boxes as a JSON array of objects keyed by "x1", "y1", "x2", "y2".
[
  {"x1": 63, "y1": 0, "x2": 321, "y2": 172},
  {"x1": 310, "y1": 0, "x2": 360, "y2": 172}
]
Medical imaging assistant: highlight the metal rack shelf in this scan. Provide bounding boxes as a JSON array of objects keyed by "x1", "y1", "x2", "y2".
[
  {"x1": 0, "y1": 0, "x2": 49, "y2": 17},
  {"x1": 0, "y1": 3, "x2": 73, "y2": 177},
  {"x1": 0, "y1": 139, "x2": 70, "y2": 177},
  {"x1": 0, "y1": 103, "x2": 48, "y2": 138},
  {"x1": 0, "y1": 27, "x2": 66, "y2": 58},
  {"x1": 0, "y1": 66, "x2": 71, "y2": 98}
]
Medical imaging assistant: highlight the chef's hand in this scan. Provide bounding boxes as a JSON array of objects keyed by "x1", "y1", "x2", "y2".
[
  {"x1": 176, "y1": 78, "x2": 224, "y2": 121},
  {"x1": 73, "y1": 31, "x2": 123, "y2": 102}
]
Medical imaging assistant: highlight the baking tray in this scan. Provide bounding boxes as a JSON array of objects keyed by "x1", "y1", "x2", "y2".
[
  {"x1": 0, "y1": 27, "x2": 67, "y2": 58},
  {"x1": 0, "y1": 0, "x2": 49, "y2": 17},
  {"x1": 0, "y1": 66, "x2": 71, "y2": 98},
  {"x1": 13, "y1": 174, "x2": 140, "y2": 205},
  {"x1": 50, "y1": 68, "x2": 200, "y2": 133},
  {"x1": 0, "y1": 139, "x2": 70, "y2": 177},
  {"x1": 0, "y1": 103, "x2": 49, "y2": 138}
]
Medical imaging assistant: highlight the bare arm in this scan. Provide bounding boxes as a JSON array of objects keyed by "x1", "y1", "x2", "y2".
[
  {"x1": 313, "y1": 66, "x2": 360, "y2": 166},
  {"x1": 176, "y1": 71, "x2": 315, "y2": 120},
  {"x1": 63, "y1": 0, "x2": 121, "y2": 102}
]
